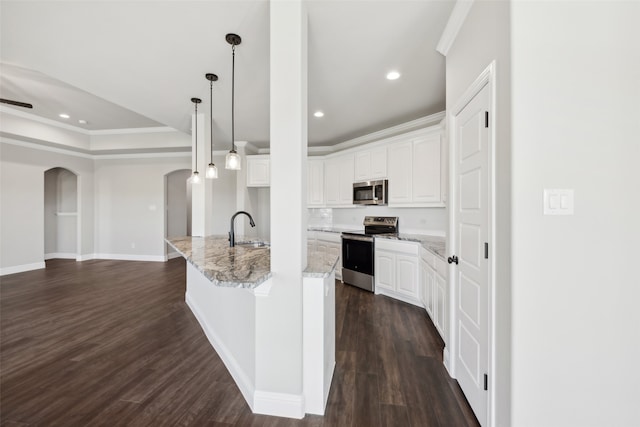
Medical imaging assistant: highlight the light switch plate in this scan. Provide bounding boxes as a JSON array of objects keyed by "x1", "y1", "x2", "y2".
[{"x1": 544, "y1": 189, "x2": 574, "y2": 215}]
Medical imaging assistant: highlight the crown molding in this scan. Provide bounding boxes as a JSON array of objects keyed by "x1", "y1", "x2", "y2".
[
  {"x1": 436, "y1": 0, "x2": 475, "y2": 56},
  {"x1": 89, "y1": 126, "x2": 178, "y2": 136},
  {"x1": 331, "y1": 111, "x2": 445, "y2": 152}
]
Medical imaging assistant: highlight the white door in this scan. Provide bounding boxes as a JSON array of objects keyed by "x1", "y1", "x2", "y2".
[{"x1": 451, "y1": 82, "x2": 491, "y2": 425}]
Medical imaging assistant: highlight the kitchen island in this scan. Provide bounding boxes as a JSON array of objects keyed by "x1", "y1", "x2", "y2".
[{"x1": 166, "y1": 235, "x2": 337, "y2": 418}]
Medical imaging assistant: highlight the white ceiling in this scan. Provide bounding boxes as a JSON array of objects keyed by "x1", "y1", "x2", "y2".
[{"x1": 0, "y1": 0, "x2": 453, "y2": 150}]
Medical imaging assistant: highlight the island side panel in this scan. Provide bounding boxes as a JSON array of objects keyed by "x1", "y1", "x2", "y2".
[
  {"x1": 185, "y1": 262, "x2": 257, "y2": 408},
  {"x1": 302, "y1": 273, "x2": 336, "y2": 415}
]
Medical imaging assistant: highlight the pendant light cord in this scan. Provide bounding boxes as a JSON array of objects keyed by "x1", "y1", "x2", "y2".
[
  {"x1": 210, "y1": 81, "x2": 214, "y2": 162},
  {"x1": 231, "y1": 44, "x2": 236, "y2": 152},
  {"x1": 194, "y1": 103, "x2": 198, "y2": 170}
]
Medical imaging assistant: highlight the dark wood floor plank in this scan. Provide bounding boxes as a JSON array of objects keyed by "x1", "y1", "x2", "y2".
[{"x1": 0, "y1": 259, "x2": 478, "y2": 426}]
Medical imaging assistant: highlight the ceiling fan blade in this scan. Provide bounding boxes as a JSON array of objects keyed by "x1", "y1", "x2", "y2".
[{"x1": 0, "y1": 98, "x2": 33, "y2": 109}]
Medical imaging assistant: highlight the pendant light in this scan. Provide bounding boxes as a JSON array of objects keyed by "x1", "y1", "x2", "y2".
[
  {"x1": 225, "y1": 33, "x2": 242, "y2": 170},
  {"x1": 205, "y1": 73, "x2": 219, "y2": 179},
  {"x1": 191, "y1": 97, "x2": 202, "y2": 183}
]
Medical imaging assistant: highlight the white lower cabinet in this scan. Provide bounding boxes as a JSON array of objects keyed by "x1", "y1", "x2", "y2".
[
  {"x1": 374, "y1": 239, "x2": 420, "y2": 306},
  {"x1": 419, "y1": 246, "x2": 447, "y2": 341}
]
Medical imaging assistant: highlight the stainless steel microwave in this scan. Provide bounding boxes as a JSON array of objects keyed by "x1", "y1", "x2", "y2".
[{"x1": 353, "y1": 180, "x2": 388, "y2": 205}]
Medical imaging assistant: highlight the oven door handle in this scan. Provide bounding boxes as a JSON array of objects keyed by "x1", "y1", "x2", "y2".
[{"x1": 342, "y1": 235, "x2": 374, "y2": 243}]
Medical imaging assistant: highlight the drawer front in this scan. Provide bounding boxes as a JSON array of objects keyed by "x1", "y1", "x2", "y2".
[{"x1": 375, "y1": 238, "x2": 419, "y2": 255}]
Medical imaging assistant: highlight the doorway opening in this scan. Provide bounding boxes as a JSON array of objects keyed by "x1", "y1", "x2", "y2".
[
  {"x1": 44, "y1": 167, "x2": 79, "y2": 261},
  {"x1": 164, "y1": 169, "x2": 191, "y2": 259}
]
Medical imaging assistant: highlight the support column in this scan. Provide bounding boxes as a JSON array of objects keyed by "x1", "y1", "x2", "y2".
[{"x1": 254, "y1": 0, "x2": 308, "y2": 418}]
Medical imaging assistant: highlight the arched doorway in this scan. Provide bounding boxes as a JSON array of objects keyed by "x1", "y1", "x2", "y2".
[
  {"x1": 164, "y1": 169, "x2": 191, "y2": 259},
  {"x1": 44, "y1": 167, "x2": 79, "y2": 260}
]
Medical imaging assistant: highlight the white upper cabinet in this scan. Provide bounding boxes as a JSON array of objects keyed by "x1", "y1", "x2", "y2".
[
  {"x1": 307, "y1": 159, "x2": 325, "y2": 207},
  {"x1": 246, "y1": 155, "x2": 270, "y2": 187},
  {"x1": 412, "y1": 135, "x2": 441, "y2": 203},
  {"x1": 354, "y1": 147, "x2": 387, "y2": 182},
  {"x1": 325, "y1": 154, "x2": 354, "y2": 207},
  {"x1": 388, "y1": 131, "x2": 444, "y2": 207}
]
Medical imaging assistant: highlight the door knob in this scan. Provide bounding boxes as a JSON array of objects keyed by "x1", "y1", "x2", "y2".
[{"x1": 447, "y1": 255, "x2": 459, "y2": 265}]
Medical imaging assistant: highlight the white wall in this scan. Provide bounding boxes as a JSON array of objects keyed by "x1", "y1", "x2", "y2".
[
  {"x1": 446, "y1": 1, "x2": 511, "y2": 424},
  {"x1": 94, "y1": 156, "x2": 190, "y2": 260},
  {"x1": 0, "y1": 141, "x2": 95, "y2": 274},
  {"x1": 510, "y1": 2, "x2": 640, "y2": 426}
]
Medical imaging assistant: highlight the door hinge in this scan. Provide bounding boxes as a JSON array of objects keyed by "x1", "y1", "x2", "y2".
[
  {"x1": 484, "y1": 242, "x2": 489, "y2": 259},
  {"x1": 484, "y1": 373, "x2": 488, "y2": 391},
  {"x1": 485, "y1": 111, "x2": 489, "y2": 128}
]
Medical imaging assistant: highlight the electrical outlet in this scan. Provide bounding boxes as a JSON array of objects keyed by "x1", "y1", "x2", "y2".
[{"x1": 131, "y1": 242, "x2": 136, "y2": 249}]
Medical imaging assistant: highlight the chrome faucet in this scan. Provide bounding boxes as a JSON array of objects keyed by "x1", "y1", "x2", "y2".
[{"x1": 229, "y1": 211, "x2": 256, "y2": 247}]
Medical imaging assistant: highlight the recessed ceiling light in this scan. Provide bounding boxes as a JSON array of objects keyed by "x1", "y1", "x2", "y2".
[
  {"x1": 386, "y1": 71, "x2": 401, "y2": 80},
  {"x1": 59, "y1": 113, "x2": 70, "y2": 119},
  {"x1": 78, "y1": 119, "x2": 87, "y2": 124},
  {"x1": 314, "y1": 111, "x2": 324, "y2": 118}
]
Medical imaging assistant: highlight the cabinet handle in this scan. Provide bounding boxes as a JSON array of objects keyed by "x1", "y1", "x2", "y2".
[{"x1": 447, "y1": 255, "x2": 459, "y2": 265}]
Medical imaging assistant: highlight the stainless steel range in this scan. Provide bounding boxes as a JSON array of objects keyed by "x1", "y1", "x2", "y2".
[{"x1": 341, "y1": 216, "x2": 399, "y2": 292}]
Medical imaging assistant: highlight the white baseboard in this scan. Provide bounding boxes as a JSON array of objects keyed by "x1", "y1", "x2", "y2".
[
  {"x1": 253, "y1": 390, "x2": 305, "y2": 419},
  {"x1": 0, "y1": 262, "x2": 46, "y2": 276},
  {"x1": 93, "y1": 253, "x2": 166, "y2": 262},
  {"x1": 77, "y1": 253, "x2": 96, "y2": 261},
  {"x1": 443, "y1": 347, "x2": 452, "y2": 376},
  {"x1": 185, "y1": 293, "x2": 256, "y2": 411},
  {"x1": 167, "y1": 251, "x2": 182, "y2": 260},
  {"x1": 44, "y1": 252, "x2": 77, "y2": 260}
]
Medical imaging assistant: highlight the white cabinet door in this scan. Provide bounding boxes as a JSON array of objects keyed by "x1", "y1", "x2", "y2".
[
  {"x1": 370, "y1": 147, "x2": 387, "y2": 179},
  {"x1": 375, "y1": 251, "x2": 395, "y2": 291},
  {"x1": 338, "y1": 154, "x2": 354, "y2": 205},
  {"x1": 412, "y1": 135, "x2": 441, "y2": 203},
  {"x1": 396, "y1": 255, "x2": 419, "y2": 299},
  {"x1": 325, "y1": 155, "x2": 353, "y2": 207},
  {"x1": 426, "y1": 265, "x2": 435, "y2": 317},
  {"x1": 247, "y1": 156, "x2": 270, "y2": 187},
  {"x1": 387, "y1": 141, "x2": 412, "y2": 204},
  {"x1": 324, "y1": 158, "x2": 340, "y2": 205},
  {"x1": 308, "y1": 159, "x2": 325, "y2": 206},
  {"x1": 354, "y1": 147, "x2": 387, "y2": 181},
  {"x1": 354, "y1": 151, "x2": 371, "y2": 182}
]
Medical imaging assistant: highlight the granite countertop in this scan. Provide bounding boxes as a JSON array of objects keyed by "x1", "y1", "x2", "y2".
[
  {"x1": 375, "y1": 233, "x2": 446, "y2": 260},
  {"x1": 167, "y1": 235, "x2": 338, "y2": 289}
]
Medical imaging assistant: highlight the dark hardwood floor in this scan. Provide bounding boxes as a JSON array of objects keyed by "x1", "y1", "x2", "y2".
[{"x1": 0, "y1": 258, "x2": 479, "y2": 426}]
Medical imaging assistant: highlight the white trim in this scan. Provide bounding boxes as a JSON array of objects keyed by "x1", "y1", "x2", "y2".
[
  {"x1": 253, "y1": 390, "x2": 305, "y2": 419},
  {"x1": 185, "y1": 293, "x2": 256, "y2": 412},
  {"x1": 448, "y1": 60, "x2": 496, "y2": 427},
  {"x1": 44, "y1": 252, "x2": 77, "y2": 260},
  {"x1": 443, "y1": 347, "x2": 452, "y2": 375},
  {"x1": 436, "y1": 0, "x2": 475, "y2": 56},
  {"x1": 166, "y1": 251, "x2": 182, "y2": 260},
  {"x1": 93, "y1": 253, "x2": 166, "y2": 262},
  {"x1": 95, "y1": 151, "x2": 191, "y2": 160},
  {"x1": 0, "y1": 262, "x2": 46, "y2": 276},
  {"x1": 76, "y1": 253, "x2": 96, "y2": 261},
  {"x1": 1, "y1": 138, "x2": 190, "y2": 160},
  {"x1": 89, "y1": 126, "x2": 177, "y2": 136}
]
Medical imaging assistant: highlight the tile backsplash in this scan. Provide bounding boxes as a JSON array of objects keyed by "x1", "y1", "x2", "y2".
[{"x1": 308, "y1": 208, "x2": 333, "y2": 228}]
